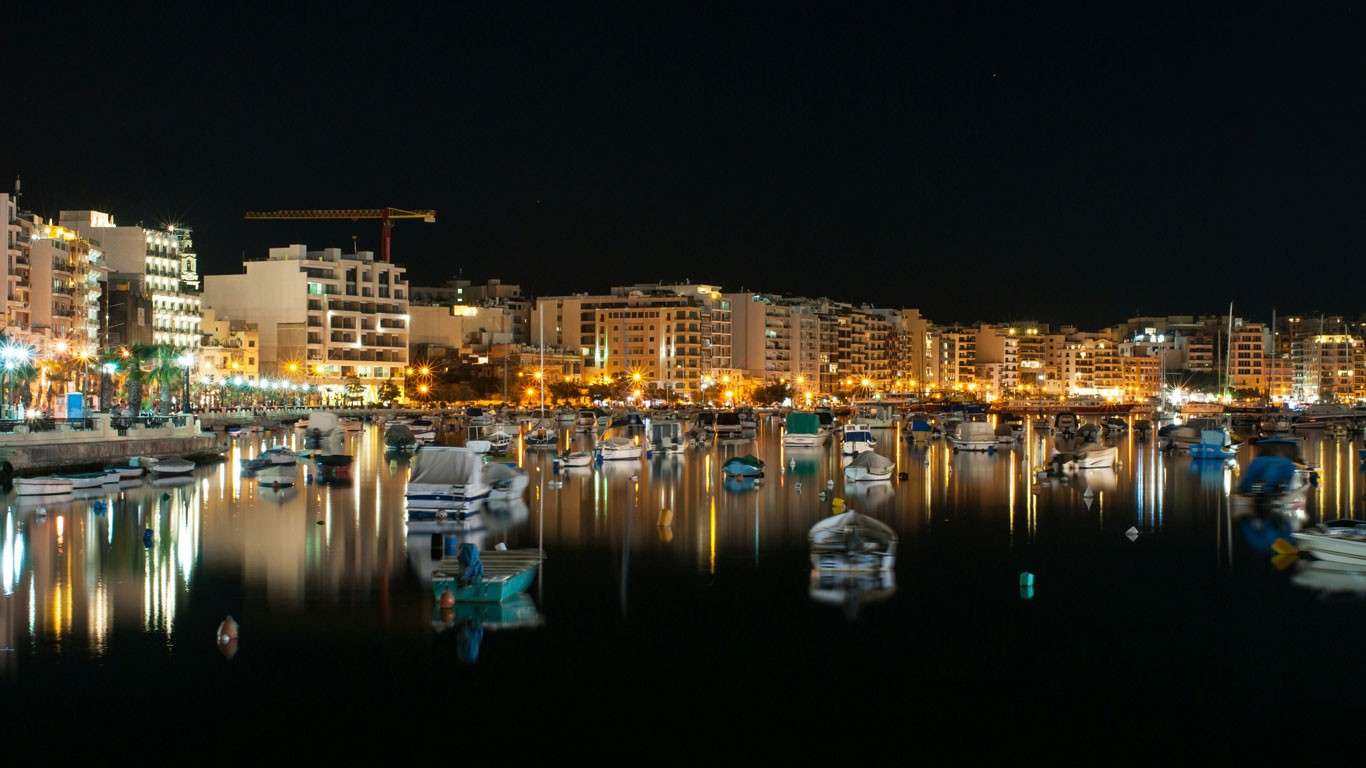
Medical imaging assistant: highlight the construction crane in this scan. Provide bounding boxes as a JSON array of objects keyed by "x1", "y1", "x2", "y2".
[{"x1": 243, "y1": 207, "x2": 436, "y2": 263}]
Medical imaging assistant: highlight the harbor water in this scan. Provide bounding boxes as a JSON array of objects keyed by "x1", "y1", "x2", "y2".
[{"x1": 1, "y1": 414, "x2": 1364, "y2": 762}]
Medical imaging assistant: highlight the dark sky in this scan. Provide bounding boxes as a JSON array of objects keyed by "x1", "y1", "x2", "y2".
[{"x1": 3, "y1": 3, "x2": 1362, "y2": 329}]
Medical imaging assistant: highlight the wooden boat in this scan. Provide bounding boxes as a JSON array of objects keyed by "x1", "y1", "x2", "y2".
[
  {"x1": 53, "y1": 471, "x2": 112, "y2": 489},
  {"x1": 431, "y1": 546, "x2": 545, "y2": 603},
  {"x1": 1290, "y1": 519, "x2": 1366, "y2": 565},
  {"x1": 808, "y1": 510, "x2": 898, "y2": 572},
  {"x1": 13, "y1": 476, "x2": 76, "y2": 496}
]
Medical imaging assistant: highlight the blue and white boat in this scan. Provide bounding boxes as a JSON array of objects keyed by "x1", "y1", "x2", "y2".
[{"x1": 841, "y1": 423, "x2": 876, "y2": 456}]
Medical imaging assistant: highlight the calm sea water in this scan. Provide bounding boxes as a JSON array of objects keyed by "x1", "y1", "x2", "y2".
[{"x1": 2, "y1": 414, "x2": 1365, "y2": 762}]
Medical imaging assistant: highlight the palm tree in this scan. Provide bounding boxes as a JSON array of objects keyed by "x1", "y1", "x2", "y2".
[{"x1": 123, "y1": 343, "x2": 185, "y2": 415}]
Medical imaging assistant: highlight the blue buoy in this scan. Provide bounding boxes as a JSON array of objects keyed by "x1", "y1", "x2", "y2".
[
  {"x1": 444, "y1": 534, "x2": 461, "y2": 557},
  {"x1": 143, "y1": 529, "x2": 154, "y2": 547}
]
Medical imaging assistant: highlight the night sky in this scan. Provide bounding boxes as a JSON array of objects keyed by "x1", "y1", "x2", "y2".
[{"x1": 3, "y1": 4, "x2": 1362, "y2": 329}]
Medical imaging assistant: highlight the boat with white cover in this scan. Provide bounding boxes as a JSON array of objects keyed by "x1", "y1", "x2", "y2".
[
  {"x1": 808, "y1": 510, "x2": 898, "y2": 572},
  {"x1": 844, "y1": 451, "x2": 894, "y2": 482},
  {"x1": 405, "y1": 446, "x2": 491, "y2": 521},
  {"x1": 946, "y1": 419, "x2": 997, "y2": 452}
]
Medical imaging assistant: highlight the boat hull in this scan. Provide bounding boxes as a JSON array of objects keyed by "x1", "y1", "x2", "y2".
[{"x1": 430, "y1": 549, "x2": 543, "y2": 603}]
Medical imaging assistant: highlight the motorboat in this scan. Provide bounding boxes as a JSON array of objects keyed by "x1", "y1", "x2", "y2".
[
  {"x1": 482, "y1": 427, "x2": 515, "y2": 455},
  {"x1": 648, "y1": 420, "x2": 685, "y2": 454},
  {"x1": 1188, "y1": 429, "x2": 1239, "y2": 461},
  {"x1": 483, "y1": 461, "x2": 530, "y2": 501},
  {"x1": 1158, "y1": 417, "x2": 1227, "y2": 453},
  {"x1": 1291, "y1": 520, "x2": 1366, "y2": 566},
  {"x1": 856, "y1": 402, "x2": 896, "y2": 429},
  {"x1": 844, "y1": 451, "x2": 894, "y2": 482},
  {"x1": 597, "y1": 435, "x2": 642, "y2": 461},
  {"x1": 242, "y1": 446, "x2": 298, "y2": 471},
  {"x1": 554, "y1": 450, "x2": 595, "y2": 469},
  {"x1": 808, "y1": 511, "x2": 898, "y2": 572},
  {"x1": 904, "y1": 412, "x2": 934, "y2": 442},
  {"x1": 722, "y1": 454, "x2": 764, "y2": 478},
  {"x1": 1101, "y1": 415, "x2": 1129, "y2": 435},
  {"x1": 104, "y1": 458, "x2": 151, "y2": 479},
  {"x1": 945, "y1": 420, "x2": 997, "y2": 452},
  {"x1": 713, "y1": 411, "x2": 744, "y2": 439},
  {"x1": 1232, "y1": 437, "x2": 1314, "y2": 520},
  {"x1": 840, "y1": 423, "x2": 876, "y2": 456},
  {"x1": 781, "y1": 411, "x2": 827, "y2": 448},
  {"x1": 1050, "y1": 441, "x2": 1117, "y2": 472},
  {"x1": 313, "y1": 452, "x2": 354, "y2": 483},
  {"x1": 405, "y1": 446, "x2": 491, "y2": 521},
  {"x1": 1054, "y1": 412, "x2": 1080, "y2": 438}
]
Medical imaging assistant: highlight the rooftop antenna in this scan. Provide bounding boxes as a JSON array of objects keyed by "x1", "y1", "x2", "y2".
[
  {"x1": 351, "y1": 234, "x2": 359, "y2": 254},
  {"x1": 12, "y1": 175, "x2": 20, "y2": 203}
]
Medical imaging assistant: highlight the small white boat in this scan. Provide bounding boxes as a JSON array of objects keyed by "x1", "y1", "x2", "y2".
[
  {"x1": 648, "y1": 420, "x2": 685, "y2": 454},
  {"x1": 809, "y1": 510, "x2": 898, "y2": 572},
  {"x1": 405, "y1": 446, "x2": 491, "y2": 521},
  {"x1": 148, "y1": 458, "x2": 196, "y2": 477},
  {"x1": 782, "y1": 412, "x2": 827, "y2": 448},
  {"x1": 13, "y1": 476, "x2": 76, "y2": 496},
  {"x1": 484, "y1": 461, "x2": 530, "y2": 501},
  {"x1": 256, "y1": 463, "x2": 298, "y2": 487},
  {"x1": 844, "y1": 451, "x2": 894, "y2": 482},
  {"x1": 1291, "y1": 520, "x2": 1366, "y2": 566},
  {"x1": 1052, "y1": 441, "x2": 1118, "y2": 471},
  {"x1": 555, "y1": 450, "x2": 595, "y2": 469},
  {"x1": 597, "y1": 435, "x2": 642, "y2": 461},
  {"x1": 53, "y1": 471, "x2": 112, "y2": 489}
]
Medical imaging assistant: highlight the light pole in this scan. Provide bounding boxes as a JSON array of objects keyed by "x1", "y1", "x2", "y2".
[{"x1": 177, "y1": 352, "x2": 194, "y2": 413}]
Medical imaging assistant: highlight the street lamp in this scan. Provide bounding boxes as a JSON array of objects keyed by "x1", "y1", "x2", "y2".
[{"x1": 177, "y1": 352, "x2": 194, "y2": 413}]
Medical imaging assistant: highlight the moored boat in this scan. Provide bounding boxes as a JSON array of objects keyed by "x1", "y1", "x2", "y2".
[
  {"x1": 431, "y1": 544, "x2": 545, "y2": 603},
  {"x1": 148, "y1": 458, "x2": 196, "y2": 477},
  {"x1": 13, "y1": 475, "x2": 76, "y2": 496},
  {"x1": 1291, "y1": 520, "x2": 1366, "y2": 566},
  {"x1": 844, "y1": 450, "x2": 894, "y2": 482},
  {"x1": 808, "y1": 510, "x2": 898, "y2": 572},
  {"x1": 722, "y1": 454, "x2": 765, "y2": 478}
]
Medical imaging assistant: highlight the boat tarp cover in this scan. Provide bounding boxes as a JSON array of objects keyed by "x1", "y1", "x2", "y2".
[
  {"x1": 385, "y1": 424, "x2": 416, "y2": 446},
  {"x1": 1239, "y1": 456, "x2": 1297, "y2": 494},
  {"x1": 457, "y1": 543, "x2": 483, "y2": 587},
  {"x1": 483, "y1": 461, "x2": 524, "y2": 486},
  {"x1": 844, "y1": 431, "x2": 874, "y2": 443},
  {"x1": 411, "y1": 448, "x2": 482, "y2": 485},
  {"x1": 957, "y1": 422, "x2": 997, "y2": 440},
  {"x1": 726, "y1": 454, "x2": 764, "y2": 469},
  {"x1": 848, "y1": 451, "x2": 894, "y2": 469},
  {"x1": 787, "y1": 412, "x2": 820, "y2": 435},
  {"x1": 809, "y1": 511, "x2": 898, "y2": 553},
  {"x1": 308, "y1": 412, "x2": 340, "y2": 433}
]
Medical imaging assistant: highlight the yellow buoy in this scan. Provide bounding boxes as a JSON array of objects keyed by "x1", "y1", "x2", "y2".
[
  {"x1": 658, "y1": 508, "x2": 673, "y2": 527},
  {"x1": 1270, "y1": 538, "x2": 1298, "y2": 556}
]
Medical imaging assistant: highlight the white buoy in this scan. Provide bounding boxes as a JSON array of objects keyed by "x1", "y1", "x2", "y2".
[
  {"x1": 629, "y1": 475, "x2": 638, "y2": 482},
  {"x1": 826, "y1": 479, "x2": 835, "y2": 488},
  {"x1": 495, "y1": 542, "x2": 508, "y2": 551},
  {"x1": 1083, "y1": 488, "x2": 1094, "y2": 498},
  {"x1": 1125, "y1": 526, "x2": 1139, "y2": 542}
]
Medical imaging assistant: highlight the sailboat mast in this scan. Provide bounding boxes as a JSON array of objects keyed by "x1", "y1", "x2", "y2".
[
  {"x1": 539, "y1": 308, "x2": 546, "y2": 411},
  {"x1": 1226, "y1": 301, "x2": 1234, "y2": 397}
]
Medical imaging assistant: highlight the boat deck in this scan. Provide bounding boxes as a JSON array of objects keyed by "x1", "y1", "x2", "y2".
[{"x1": 431, "y1": 548, "x2": 546, "y2": 582}]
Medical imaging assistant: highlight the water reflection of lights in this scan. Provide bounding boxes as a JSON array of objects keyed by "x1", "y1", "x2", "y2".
[{"x1": 3, "y1": 510, "x2": 23, "y2": 595}]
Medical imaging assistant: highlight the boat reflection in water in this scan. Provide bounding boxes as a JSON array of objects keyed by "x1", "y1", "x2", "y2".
[
  {"x1": 808, "y1": 568, "x2": 896, "y2": 620},
  {"x1": 1289, "y1": 559, "x2": 1366, "y2": 600},
  {"x1": 433, "y1": 592, "x2": 545, "y2": 665}
]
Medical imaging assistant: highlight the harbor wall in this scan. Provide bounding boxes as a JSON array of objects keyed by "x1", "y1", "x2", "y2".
[{"x1": 0, "y1": 414, "x2": 229, "y2": 473}]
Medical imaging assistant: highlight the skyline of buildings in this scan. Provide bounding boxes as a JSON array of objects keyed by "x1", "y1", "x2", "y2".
[{"x1": 6, "y1": 185, "x2": 1366, "y2": 408}]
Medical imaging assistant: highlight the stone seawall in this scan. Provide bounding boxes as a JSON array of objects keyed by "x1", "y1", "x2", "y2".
[{"x1": 0, "y1": 414, "x2": 229, "y2": 474}]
